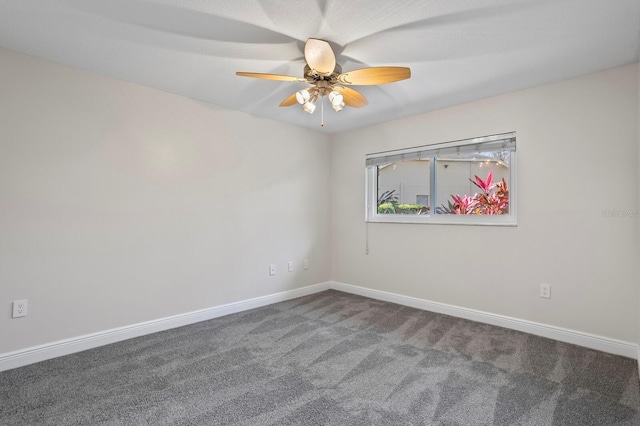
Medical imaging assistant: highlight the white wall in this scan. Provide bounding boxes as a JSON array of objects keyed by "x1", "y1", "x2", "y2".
[
  {"x1": 331, "y1": 64, "x2": 639, "y2": 343},
  {"x1": 0, "y1": 48, "x2": 331, "y2": 354}
]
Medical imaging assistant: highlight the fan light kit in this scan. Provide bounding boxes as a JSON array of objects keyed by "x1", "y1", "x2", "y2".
[{"x1": 237, "y1": 38, "x2": 411, "y2": 126}]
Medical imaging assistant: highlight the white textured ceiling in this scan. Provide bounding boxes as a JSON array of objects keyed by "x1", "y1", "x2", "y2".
[{"x1": 0, "y1": 0, "x2": 639, "y2": 133}]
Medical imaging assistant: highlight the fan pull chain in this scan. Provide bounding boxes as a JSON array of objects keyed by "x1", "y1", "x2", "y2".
[{"x1": 320, "y1": 96, "x2": 324, "y2": 127}]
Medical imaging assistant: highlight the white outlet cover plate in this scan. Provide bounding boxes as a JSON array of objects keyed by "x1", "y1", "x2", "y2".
[
  {"x1": 540, "y1": 284, "x2": 551, "y2": 299},
  {"x1": 12, "y1": 299, "x2": 28, "y2": 318}
]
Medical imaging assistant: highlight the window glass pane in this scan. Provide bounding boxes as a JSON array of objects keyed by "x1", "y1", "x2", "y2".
[
  {"x1": 435, "y1": 150, "x2": 510, "y2": 215},
  {"x1": 377, "y1": 159, "x2": 430, "y2": 215}
]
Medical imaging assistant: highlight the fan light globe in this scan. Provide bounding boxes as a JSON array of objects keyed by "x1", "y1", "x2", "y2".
[
  {"x1": 328, "y1": 90, "x2": 344, "y2": 107},
  {"x1": 302, "y1": 95, "x2": 318, "y2": 114},
  {"x1": 331, "y1": 101, "x2": 345, "y2": 112},
  {"x1": 296, "y1": 89, "x2": 310, "y2": 105}
]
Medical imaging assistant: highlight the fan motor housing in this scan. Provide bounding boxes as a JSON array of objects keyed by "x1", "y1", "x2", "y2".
[{"x1": 304, "y1": 64, "x2": 342, "y2": 84}]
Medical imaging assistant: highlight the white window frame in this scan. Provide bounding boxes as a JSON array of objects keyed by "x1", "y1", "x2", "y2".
[{"x1": 365, "y1": 132, "x2": 517, "y2": 226}]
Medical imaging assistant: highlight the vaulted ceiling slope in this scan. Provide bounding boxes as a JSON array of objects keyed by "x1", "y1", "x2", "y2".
[{"x1": 0, "y1": 0, "x2": 638, "y2": 133}]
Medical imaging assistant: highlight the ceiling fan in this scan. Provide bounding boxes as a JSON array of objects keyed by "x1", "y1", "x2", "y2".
[{"x1": 236, "y1": 38, "x2": 410, "y2": 124}]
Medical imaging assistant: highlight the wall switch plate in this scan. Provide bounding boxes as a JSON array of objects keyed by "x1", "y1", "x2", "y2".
[
  {"x1": 12, "y1": 299, "x2": 28, "y2": 318},
  {"x1": 303, "y1": 259, "x2": 309, "y2": 270},
  {"x1": 540, "y1": 283, "x2": 551, "y2": 299},
  {"x1": 269, "y1": 264, "x2": 276, "y2": 276},
  {"x1": 287, "y1": 261, "x2": 294, "y2": 272}
]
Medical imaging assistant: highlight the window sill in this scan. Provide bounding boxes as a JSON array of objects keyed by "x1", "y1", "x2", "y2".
[{"x1": 366, "y1": 214, "x2": 517, "y2": 226}]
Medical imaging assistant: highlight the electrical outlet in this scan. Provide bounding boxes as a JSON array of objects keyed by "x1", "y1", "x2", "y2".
[
  {"x1": 269, "y1": 264, "x2": 276, "y2": 276},
  {"x1": 540, "y1": 284, "x2": 551, "y2": 299},
  {"x1": 287, "y1": 261, "x2": 294, "y2": 272},
  {"x1": 12, "y1": 299, "x2": 28, "y2": 318},
  {"x1": 303, "y1": 259, "x2": 309, "y2": 270}
]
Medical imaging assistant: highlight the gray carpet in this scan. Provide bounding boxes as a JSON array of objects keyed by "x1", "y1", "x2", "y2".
[{"x1": 1, "y1": 290, "x2": 638, "y2": 425}]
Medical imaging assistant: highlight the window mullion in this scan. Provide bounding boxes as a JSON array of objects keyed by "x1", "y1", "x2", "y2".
[{"x1": 430, "y1": 157, "x2": 437, "y2": 215}]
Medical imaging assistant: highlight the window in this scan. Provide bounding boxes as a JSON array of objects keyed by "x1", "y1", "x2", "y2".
[{"x1": 366, "y1": 132, "x2": 516, "y2": 225}]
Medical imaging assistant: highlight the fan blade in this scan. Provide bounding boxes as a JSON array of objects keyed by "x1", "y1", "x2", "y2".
[
  {"x1": 337, "y1": 67, "x2": 411, "y2": 85},
  {"x1": 236, "y1": 72, "x2": 306, "y2": 82},
  {"x1": 279, "y1": 92, "x2": 299, "y2": 107},
  {"x1": 334, "y1": 86, "x2": 368, "y2": 108},
  {"x1": 304, "y1": 38, "x2": 336, "y2": 76}
]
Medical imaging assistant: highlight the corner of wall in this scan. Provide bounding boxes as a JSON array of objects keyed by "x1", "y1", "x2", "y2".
[{"x1": 637, "y1": 59, "x2": 640, "y2": 379}]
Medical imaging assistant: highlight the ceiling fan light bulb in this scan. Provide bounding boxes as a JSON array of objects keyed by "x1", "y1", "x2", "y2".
[
  {"x1": 328, "y1": 91, "x2": 344, "y2": 106},
  {"x1": 296, "y1": 89, "x2": 310, "y2": 105},
  {"x1": 302, "y1": 102, "x2": 316, "y2": 114},
  {"x1": 332, "y1": 101, "x2": 345, "y2": 112},
  {"x1": 302, "y1": 95, "x2": 317, "y2": 114}
]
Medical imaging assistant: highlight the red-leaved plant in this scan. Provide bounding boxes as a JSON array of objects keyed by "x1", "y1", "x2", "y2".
[{"x1": 443, "y1": 170, "x2": 509, "y2": 215}]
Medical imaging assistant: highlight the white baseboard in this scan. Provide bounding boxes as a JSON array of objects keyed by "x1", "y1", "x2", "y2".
[
  {"x1": 330, "y1": 281, "x2": 639, "y2": 360},
  {"x1": 0, "y1": 282, "x2": 331, "y2": 372},
  {"x1": 2, "y1": 280, "x2": 637, "y2": 372}
]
